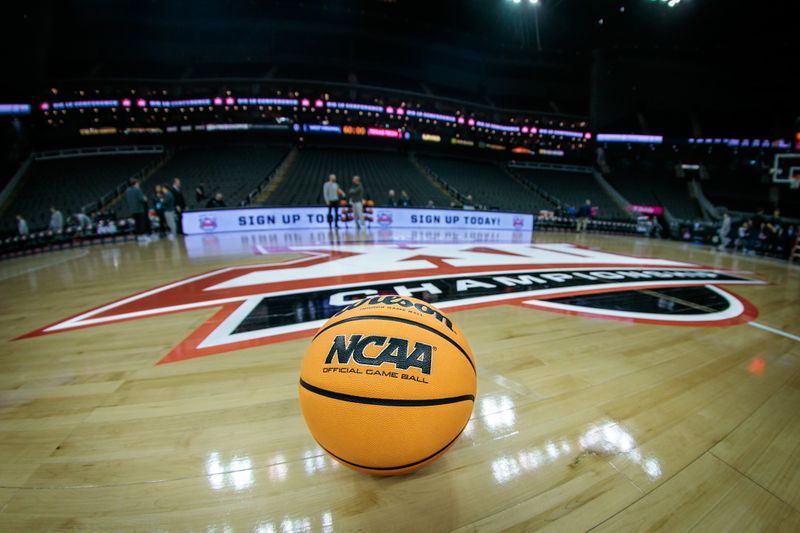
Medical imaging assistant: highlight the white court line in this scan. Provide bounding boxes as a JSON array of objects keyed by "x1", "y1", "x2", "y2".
[{"x1": 748, "y1": 322, "x2": 800, "y2": 342}]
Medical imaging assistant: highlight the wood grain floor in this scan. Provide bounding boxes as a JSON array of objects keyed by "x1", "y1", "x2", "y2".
[{"x1": 0, "y1": 232, "x2": 798, "y2": 532}]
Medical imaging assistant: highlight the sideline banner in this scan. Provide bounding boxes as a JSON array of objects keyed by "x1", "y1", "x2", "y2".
[
  {"x1": 182, "y1": 206, "x2": 534, "y2": 235},
  {"x1": 627, "y1": 204, "x2": 664, "y2": 215}
]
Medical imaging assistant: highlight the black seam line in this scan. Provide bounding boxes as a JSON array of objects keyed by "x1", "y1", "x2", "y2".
[
  {"x1": 315, "y1": 424, "x2": 468, "y2": 471},
  {"x1": 299, "y1": 379, "x2": 475, "y2": 406},
  {"x1": 312, "y1": 314, "x2": 476, "y2": 373}
]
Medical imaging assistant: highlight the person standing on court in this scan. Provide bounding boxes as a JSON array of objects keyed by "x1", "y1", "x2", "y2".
[
  {"x1": 49, "y1": 206, "x2": 64, "y2": 233},
  {"x1": 170, "y1": 178, "x2": 186, "y2": 234},
  {"x1": 717, "y1": 212, "x2": 731, "y2": 251},
  {"x1": 16, "y1": 214, "x2": 29, "y2": 236},
  {"x1": 125, "y1": 178, "x2": 149, "y2": 241},
  {"x1": 161, "y1": 183, "x2": 177, "y2": 238},
  {"x1": 153, "y1": 185, "x2": 167, "y2": 237},
  {"x1": 348, "y1": 175, "x2": 365, "y2": 229},
  {"x1": 322, "y1": 174, "x2": 342, "y2": 228},
  {"x1": 577, "y1": 199, "x2": 592, "y2": 232},
  {"x1": 170, "y1": 178, "x2": 186, "y2": 212}
]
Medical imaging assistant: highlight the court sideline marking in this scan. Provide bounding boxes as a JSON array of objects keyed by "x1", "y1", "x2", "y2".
[
  {"x1": 643, "y1": 289, "x2": 799, "y2": 343},
  {"x1": 748, "y1": 322, "x2": 800, "y2": 342}
]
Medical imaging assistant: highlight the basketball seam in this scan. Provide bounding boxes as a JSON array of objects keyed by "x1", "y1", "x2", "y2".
[
  {"x1": 314, "y1": 423, "x2": 468, "y2": 471},
  {"x1": 312, "y1": 314, "x2": 476, "y2": 373},
  {"x1": 299, "y1": 378, "x2": 475, "y2": 406}
]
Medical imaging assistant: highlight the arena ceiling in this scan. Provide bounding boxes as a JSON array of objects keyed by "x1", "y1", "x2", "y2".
[{"x1": 2, "y1": 1, "x2": 796, "y2": 133}]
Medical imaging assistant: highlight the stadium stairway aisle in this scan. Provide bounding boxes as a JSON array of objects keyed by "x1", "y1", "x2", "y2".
[
  {"x1": 253, "y1": 147, "x2": 299, "y2": 204},
  {"x1": 416, "y1": 155, "x2": 548, "y2": 213},
  {"x1": 605, "y1": 159, "x2": 703, "y2": 220},
  {"x1": 120, "y1": 144, "x2": 289, "y2": 215},
  {"x1": 511, "y1": 167, "x2": 629, "y2": 219}
]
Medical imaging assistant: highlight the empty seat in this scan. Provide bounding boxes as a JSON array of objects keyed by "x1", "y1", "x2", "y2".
[
  {"x1": 130, "y1": 144, "x2": 289, "y2": 215},
  {"x1": 3, "y1": 154, "x2": 160, "y2": 232},
  {"x1": 269, "y1": 147, "x2": 452, "y2": 208},
  {"x1": 417, "y1": 155, "x2": 545, "y2": 213}
]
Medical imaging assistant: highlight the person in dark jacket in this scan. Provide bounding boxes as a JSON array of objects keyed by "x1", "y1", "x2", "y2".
[
  {"x1": 125, "y1": 178, "x2": 149, "y2": 241},
  {"x1": 161, "y1": 184, "x2": 177, "y2": 237},
  {"x1": 348, "y1": 176, "x2": 365, "y2": 229},
  {"x1": 576, "y1": 199, "x2": 593, "y2": 232},
  {"x1": 170, "y1": 178, "x2": 186, "y2": 212},
  {"x1": 195, "y1": 182, "x2": 207, "y2": 206},
  {"x1": 171, "y1": 178, "x2": 186, "y2": 234},
  {"x1": 154, "y1": 185, "x2": 167, "y2": 237},
  {"x1": 206, "y1": 192, "x2": 226, "y2": 208}
]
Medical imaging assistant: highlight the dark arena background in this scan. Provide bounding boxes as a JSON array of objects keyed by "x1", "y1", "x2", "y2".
[{"x1": 0, "y1": 1, "x2": 798, "y2": 531}]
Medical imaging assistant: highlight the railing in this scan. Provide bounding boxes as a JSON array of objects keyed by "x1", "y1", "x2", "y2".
[
  {"x1": 416, "y1": 164, "x2": 466, "y2": 206},
  {"x1": 34, "y1": 145, "x2": 164, "y2": 161},
  {"x1": 505, "y1": 165, "x2": 562, "y2": 207},
  {"x1": 78, "y1": 152, "x2": 170, "y2": 215},
  {"x1": 507, "y1": 161, "x2": 593, "y2": 174},
  {"x1": 408, "y1": 153, "x2": 462, "y2": 206},
  {"x1": 0, "y1": 155, "x2": 33, "y2": 215},
  {"x1": 591, "y1": 169, "x2": 638, "y2": 221},
  {"x1": 690, "y1": 178, "x2": 721, "y2": 221},
  {"x1": 242, "y1": 147, "x2": 297, "y2": 206}
]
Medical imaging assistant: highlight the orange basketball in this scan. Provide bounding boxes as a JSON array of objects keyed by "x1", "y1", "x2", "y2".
[{"x1": 298, "y1": 295, "x2": 477, "y2": 476}]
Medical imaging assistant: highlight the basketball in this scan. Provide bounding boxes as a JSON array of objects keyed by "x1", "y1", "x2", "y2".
[{"x1": 298, "y1": 295, "x2": 477, "y2": 475}]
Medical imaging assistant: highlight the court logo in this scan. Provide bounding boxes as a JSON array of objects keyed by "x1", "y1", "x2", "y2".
[
  {"x1": 199, "y1": 216, "x2": 218, "y2": 232},
  {"x1": 19, "y1": 243, "x2": 765, "y2": 364},
  {"x1": 377, "y1": 212, "x2": 393, "y2": 227}
]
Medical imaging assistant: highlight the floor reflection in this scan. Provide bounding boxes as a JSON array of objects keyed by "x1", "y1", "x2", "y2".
[
  {"x1": 204, "y1": 452, "x2": 255, "y2": 491},
  {"x1": 489, "y1": 419, "x2": 663, "y2": 485},
  {"x1": 479, "y1": 394, "x2": 517, "y2": 434},
  {"x1": 184, "y1": 228, "x2": 532, "y2": 259},
  {"x1": 253, "y1": 511, "x2": 334, "y2": 533},
  {"x1": 268, "y1": 454, "x2": 288, "y2": 482},
  {"x1": 302, "y1": 446, "x2": 340, "y2": 475}
]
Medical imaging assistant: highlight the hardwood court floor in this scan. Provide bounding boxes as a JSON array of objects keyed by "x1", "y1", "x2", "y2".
[{"x1": 0, "y1": 232, "x2": 798, "y2": 531}]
